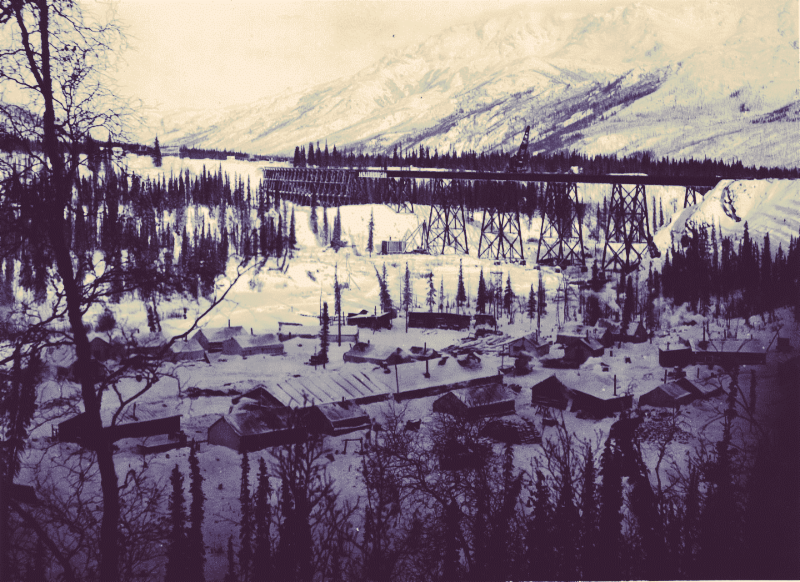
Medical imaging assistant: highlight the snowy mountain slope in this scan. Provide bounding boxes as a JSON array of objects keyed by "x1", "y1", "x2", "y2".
[
  {"x1": 147, "y1": 0, "x2": 798, "y2": 168},
  {"x1": 653, "y1": 179, "x2": 800, "y2": 254}
]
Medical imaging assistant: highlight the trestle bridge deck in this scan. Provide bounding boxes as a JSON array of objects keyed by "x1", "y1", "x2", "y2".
[{"x1": 262, "y1": 167, "x2": 719, "y2": 273}]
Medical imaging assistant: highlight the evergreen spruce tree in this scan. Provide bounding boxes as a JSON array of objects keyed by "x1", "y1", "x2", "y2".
[
  {"x1": 427, "y1": 273, "x2": 436, "y2": 312},
  {"x1": 289, "y1": 207, "x2": 297, "y2": 250},
  {"x1": 310, "y1": 194, "x2": 318, "y2": 235},
  {"x1": 456, "y1": 259, "x2": 466, "y2": 313},
  {"x1": 527, "y1": 284, "x2": 536, "y2": 322},
  {"x1": 537, "y1": 271, "x2": 546, "y2": 332},
  {"x1": 659, "y1": 197, "x2": 664, "y2": 227},
  {"x1": 439, "y1": 276, "x2": 444, "y2": 311},
  {"x1": 332, "y1": 206, "x2": 342, "y2": 250},
  {"x1": 477, "y1": 269, "x2": 487, "y2": 314},
  {"x1": 322, "y1": 207, "x2": 329, "y2": 244},
  {"x1": 334, "y1": 264, "x2": 342, "y2": 346},
  {"x1": 307, "y1": 142, "x2": 315, "y2": 166},
  {"x1": 375, "y1": 264, "x2": 393, "y2": 313},
  {"x1": 403, "y1": 262, "x2": 412, "y2": 314},
  {"x1": 165, "y1": 466, "x2": 188, "y2": 582},
  {"x1": 252, "y1": 458, "x2": 273, "y2": 582},
  {"x1": 320, "y1": 302, "x2": 330, "y2": 367},
  {"x1": 293, "y1": 146, "x2": 301, "y2": 168},
  {"x1": 367, "y1": 209, "x2": 375, "y2": 256},
  {"x1": 239, "y1": 453, "x2": 253, "y2": 582},
  {"x1": 186, "y1": 441, "x2": 206, "y2": 582},
  {"x1": 153, "y1": 136, "x2": 162, "y2": 168},
  {"x1": 503, "y1": 274, "x2": 514, "y2": 318}
]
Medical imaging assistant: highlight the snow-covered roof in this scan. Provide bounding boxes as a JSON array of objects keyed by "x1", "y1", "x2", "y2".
[
  {"x1": 228, "y1": 334, "x2": 281, "y2": 348},
  {"x1": 170, "y1": 338, "x2": 204, "y2": 353},
  {"x1": 655, "y1": 382, "x2": 692, "y2": 400},
  {"x1": 314, "y1": 401, "x2": 368, "y2": 423},
  {"x1": 196, "y1": 326, "x2": 245, "y2": 342},
  {"x1": 448, "y1": 384, "x2": 512, "y2": 407},
  {"x1": 223, "y1": 408, "x2": 288, "y2": 437}
]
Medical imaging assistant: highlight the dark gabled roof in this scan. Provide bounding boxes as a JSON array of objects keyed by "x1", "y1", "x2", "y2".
[{"x1": 532, "y1": 374, "x2": 570, "y2": 393}]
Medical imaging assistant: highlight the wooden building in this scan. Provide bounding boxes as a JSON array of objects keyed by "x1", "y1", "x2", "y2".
[
  {"x1": 659, "y1": 345, "x2": 695, "y2": 367},
  {"x1": 530, "y1": 375, "x2": 572, "y2": 410},
  {"x1": 432, "y1": 384, "x2": 515, "y2": 420},
  {"x1": 499, "y1": 334, "x2": 551, "y2": 358},
  {"x1": 570, "y1": 389, "x2": 632, "y2": 419},
  {"x1": 169, "y1": 338, "x2": 206, "y2": 362},
  {"x1": 564, "y1": 338, "x2": 604, "y2": 364},
  {"x1": 639, "y1": 383, "x2": 695, "y2": 408},
  {"x1": 222, "y1": 333, "x2": 284, "y2": 357},
  {"x1": 347, "y1": 309, "x2": 394, "y2": 330},
  {"x1": 674, "y1": 377, "x2": 721, "y2": 399},
  {"x1": 207, "y1": 408, "x2": 304, "y2": 452},
  {"x1": 193, "y1": 326, "x2": 245, "y2": 352},
  {"x1": 693, "y1": 339, "x2": 768, "y2": 366},
  {"x1": 381, "y1": 240, "x2": 406, "y2": 254}
]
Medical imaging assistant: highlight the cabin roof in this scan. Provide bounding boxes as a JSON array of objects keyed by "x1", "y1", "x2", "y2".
[
  {"x1": 314, "y1": 401, "x2": 368, "y2": 423},
  {"x1": 448, "y1": 384, "x2": 512, "y2": 407},
  {"x1": 227, "y1": 333, "x2": 281, "y2": 348},
  {"x1": 222, "y1": 408, "x2": 289, "y2": 437},
  {"x1": 197, "y1": 326, "x2": 245, "y2": 342},
  {"x1": 171, "y1": 337, "x2": 204, "y2": 353}
]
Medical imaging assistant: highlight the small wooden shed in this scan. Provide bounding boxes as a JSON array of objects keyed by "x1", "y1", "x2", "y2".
[
  {"x1": 570, "y1": 389, "x2": 632, "y2": 419},
  {"x1": 432, "y1": 384, "x2": 515, "y2": 420},
  {"x1": 530, "y1": 375, "x2": 572, "y2": 410},
  {"x1": 639, "y1": 383, "x2": 695, "y2": 408},
  {"x1": 564, "y1": 338, "x2": 604, "y2": 364}
]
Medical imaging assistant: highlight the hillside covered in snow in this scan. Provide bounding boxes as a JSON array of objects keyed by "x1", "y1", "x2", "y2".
[{"x1": 147, "y1": 0, "x2": 799, "y2": 168}]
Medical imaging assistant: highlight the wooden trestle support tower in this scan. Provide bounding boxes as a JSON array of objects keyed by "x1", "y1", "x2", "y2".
[
  {"x1": 600, "y1": 183, "x2": 658, "y2": 274},
  {"x1": 536, "y1": 181, "x2": 585, "y2": 267}
]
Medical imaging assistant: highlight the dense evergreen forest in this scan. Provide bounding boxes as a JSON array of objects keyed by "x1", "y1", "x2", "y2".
[
  {"x1": 2, "y1": 148, "x2": 294, "y2": 317},
  {"x1": 292, "y1": 140, "x2": 800, "y2": 179}
]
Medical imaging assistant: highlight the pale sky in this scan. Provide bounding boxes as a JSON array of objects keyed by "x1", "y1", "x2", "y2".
[{"x1": 113, "y1": 0, "x2": 526, "y2": 112}]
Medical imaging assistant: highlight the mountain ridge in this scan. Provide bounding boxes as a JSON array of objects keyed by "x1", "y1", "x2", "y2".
[{"x1": 147, "y1": 0, "x2": 799, "y2": 167}]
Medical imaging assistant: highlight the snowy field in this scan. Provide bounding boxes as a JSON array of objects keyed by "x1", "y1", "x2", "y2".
[{"x1": 22, "y1": 154, "x2": 800, "y2": 580}]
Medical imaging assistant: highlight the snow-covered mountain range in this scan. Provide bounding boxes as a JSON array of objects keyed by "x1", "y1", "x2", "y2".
[{"x1": 148, "y1": 0, "x2": 799, "y2": 167}]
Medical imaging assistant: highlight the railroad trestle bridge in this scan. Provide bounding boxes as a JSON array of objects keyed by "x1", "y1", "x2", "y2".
[{"x1": 262, "y1": 167, "x2": 717, "y2": 273}]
